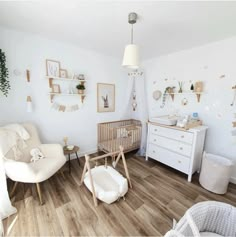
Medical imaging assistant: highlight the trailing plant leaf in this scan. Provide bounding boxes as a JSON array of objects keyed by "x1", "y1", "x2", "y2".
[{"x1": 0, "y1": 49, "x2": 10, "y2": 96}]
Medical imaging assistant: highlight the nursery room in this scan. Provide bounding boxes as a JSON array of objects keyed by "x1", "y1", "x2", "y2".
[{"x1": 0, "y1": 1, "x2": 236, "y2": 236}]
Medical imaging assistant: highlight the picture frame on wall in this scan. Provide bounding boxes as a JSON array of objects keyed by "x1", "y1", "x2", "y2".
[
  {"x1": 46, "y1": 59, "x2": 60, "y2": 77},
  {"x1": 60, "y1": 69, "x2": 68, "y2": 78},
  {"x1": 52, "y1": 84, "x2": 61, "y2": 93},
  {"x1": 97, "y1": 83, "x2": 115, "y2": 112}
]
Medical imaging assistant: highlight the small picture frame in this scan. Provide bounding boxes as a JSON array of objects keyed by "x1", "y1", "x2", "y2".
[
  {"x1": 52, "y1": 84, "x2": 61, "y2": 93},
  {"x1": 46, "y1": 59, "x2": 60, "y2": 77},
  {"x1": 97, "y1": 83, "x2": 115, "y2": 112},
  {"x1": 60, "y1": 69, "x2": 68, "y2": 78}
]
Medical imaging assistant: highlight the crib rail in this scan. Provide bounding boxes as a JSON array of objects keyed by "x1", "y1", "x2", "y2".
[{"x1": 97, "y1": 119, "x2": 142, "y2": 153}]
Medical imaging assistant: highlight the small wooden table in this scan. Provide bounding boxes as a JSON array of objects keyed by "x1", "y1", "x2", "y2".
[{"x1": 63, "y1": 145, "x2": 80, "y2": 173}]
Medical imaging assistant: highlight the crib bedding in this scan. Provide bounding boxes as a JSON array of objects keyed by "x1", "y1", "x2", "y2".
[{"x1": 98, "y1": 137, "x2": 140, "y2": 152}]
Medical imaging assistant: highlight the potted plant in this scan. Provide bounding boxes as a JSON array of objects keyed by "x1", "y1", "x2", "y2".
[
  {"x1": 76, "y1": 84, "x2": 85, "y2": 94},
  {"x1": 0, "y1": 49, "x2": 10, "y2": 96}
]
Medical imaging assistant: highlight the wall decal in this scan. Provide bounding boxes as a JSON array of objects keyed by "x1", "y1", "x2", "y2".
[
  {"x1": 153, "y1": 90, "x2": 162, "y2": 101},
  {"x1": 181, "y1": 98, "x2": 188, "y2": 106},
  {"x1": 231, "y1": 85, "x2": 236, "y2": 106}
]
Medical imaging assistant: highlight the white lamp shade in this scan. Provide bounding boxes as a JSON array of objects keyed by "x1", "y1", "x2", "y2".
[
  {"x1": 27, "y1": 101, "x2": 32, "y2": 113},
  {"x1": 122, "y1": 44, "x2": 140, "y2": 69}
]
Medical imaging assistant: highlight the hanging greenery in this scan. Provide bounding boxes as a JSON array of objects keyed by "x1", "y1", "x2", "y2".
[{"x1": 0, "y1": 49, "x2": 10, "y2": 96}]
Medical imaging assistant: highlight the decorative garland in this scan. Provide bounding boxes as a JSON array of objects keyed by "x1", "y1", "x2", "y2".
[
  {"x1": 51, "y1": 102, "x2": 79, "y2": 112},
  {"x1": 0, "y1": 49, "x2": 10, "y2": 96}
]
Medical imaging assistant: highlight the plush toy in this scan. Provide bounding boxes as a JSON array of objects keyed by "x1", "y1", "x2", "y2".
[{"x1": 30, "y1": 148, "x2": 45, "y2": 163}]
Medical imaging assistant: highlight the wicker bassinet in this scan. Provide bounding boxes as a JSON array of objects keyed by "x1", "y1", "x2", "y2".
[{"x1": 164, "y1": 201, "x2": 236, "y2": 237}]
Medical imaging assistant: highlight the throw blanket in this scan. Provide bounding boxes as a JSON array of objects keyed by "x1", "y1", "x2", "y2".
[{"x1": 0, "y1": 124, "x2": 30, "y2": 223}]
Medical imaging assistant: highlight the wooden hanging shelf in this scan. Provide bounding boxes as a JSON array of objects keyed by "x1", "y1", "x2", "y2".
[
  {"x1": 47, "y1": 76, "x2": 86, "y2": 104},
  {"x1": 48, "y1": 93, "x2": 85, "y2": 103},
  {"x1": 169, "y1": 92, "x2": 204, "y2": 103}
]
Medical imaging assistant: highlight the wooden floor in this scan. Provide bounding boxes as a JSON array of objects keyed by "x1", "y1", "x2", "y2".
[{"x1": 3, "y1": 152, "x2": 236, "y2": 236}]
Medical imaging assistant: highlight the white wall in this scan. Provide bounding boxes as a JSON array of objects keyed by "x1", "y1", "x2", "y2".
[
  {"x1": 144, "y1": 37, "x2": 236, "y2": 183},
  {"x1": 0, "y1": 27, "x2": 127, "y2": 156}
]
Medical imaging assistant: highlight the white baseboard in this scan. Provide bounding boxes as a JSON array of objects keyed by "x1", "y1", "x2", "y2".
[{"x1": 230, "y1": 176, "x2": 236, "y2": 184}]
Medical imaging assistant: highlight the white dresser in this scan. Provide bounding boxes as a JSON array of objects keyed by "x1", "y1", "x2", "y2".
[{"x1": 146, "y1": 122, "x2": 208, "y2": 182}]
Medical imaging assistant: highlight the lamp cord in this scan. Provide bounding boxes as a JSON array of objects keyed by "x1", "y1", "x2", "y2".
[{"x1": 131, "y1": 24, "x2": 133, "y2": 44}]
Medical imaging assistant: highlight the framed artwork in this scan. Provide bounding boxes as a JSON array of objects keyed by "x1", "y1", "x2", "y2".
[
  {"x1": 52, "y1": 84, "x2": 61, "y2": 93},
  {"x1": 60, "y1": 69, "x2": 68, "y2": 78},
  {"x1": 97, "y1": 83, "x2": 115, "y2": 112},
  {"x1": 46, "y1": 59, "x2": 60, "y2": 77}
]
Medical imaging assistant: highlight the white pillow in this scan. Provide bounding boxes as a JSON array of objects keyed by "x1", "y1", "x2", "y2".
[{"x1": 84, "y1": 166, "x2": 128, "y2": 204}]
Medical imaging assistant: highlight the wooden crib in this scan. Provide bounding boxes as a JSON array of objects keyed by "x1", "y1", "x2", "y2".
[{"x1": 97, "y1": 119, "x2": 142, "y2": 153}]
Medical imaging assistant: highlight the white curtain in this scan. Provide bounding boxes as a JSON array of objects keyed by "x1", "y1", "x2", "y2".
[
  {"x1": 122, "y1": 71, "x2": 148, "y2": 156},
  {"x1": 0, "y1": 157, "x2": 17, "y2": 232}
]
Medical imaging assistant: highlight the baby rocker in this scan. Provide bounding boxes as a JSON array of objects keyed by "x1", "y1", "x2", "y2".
[{"x1": 80, "y1": 146, "x2": 132, "y2": 206}]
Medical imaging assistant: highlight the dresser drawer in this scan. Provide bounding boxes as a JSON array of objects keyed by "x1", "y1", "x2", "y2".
[
  {"x1": 149, "y1": 133, "x2": 192, "y2": 157},
  {"x1": 149, "y1": 124, "x2": 193, "y2": 144},
  {"x1": 147, "y1": 144, "x2": 190, "y2": 174}
]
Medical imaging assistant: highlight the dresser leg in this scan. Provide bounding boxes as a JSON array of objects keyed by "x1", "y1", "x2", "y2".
[
  {"x1": 145, "y1": 155, "x2": 149, "y2": 161},
  {"x1": 188, "y1": 175, "x2": 192, "y2": 182}
]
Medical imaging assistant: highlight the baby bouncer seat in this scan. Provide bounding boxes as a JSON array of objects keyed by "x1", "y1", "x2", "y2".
[
  {"x1": 80, "y1": 146, "x2": 132, "y2": 206},
  {"x1": 165, "y1": 201, "x2": 236, "y2": 237}
]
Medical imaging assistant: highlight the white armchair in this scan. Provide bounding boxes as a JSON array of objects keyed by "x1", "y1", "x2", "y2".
[{"x1": 3, "y1": 123, "x2": 66, "y2": 205}]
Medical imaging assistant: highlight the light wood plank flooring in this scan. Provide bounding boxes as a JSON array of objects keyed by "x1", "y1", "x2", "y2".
[{"x1": 3, "y1": 152, "x2": 236, "y2": 236}]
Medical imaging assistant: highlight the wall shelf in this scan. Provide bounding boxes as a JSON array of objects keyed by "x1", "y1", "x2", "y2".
[
  {"x1": 168, "y1": 92, "x2": 204, "y2": 102},
  {"x1": 48, "y1": 93, "x2": 85, "y2": 103},
  {"x1": 46, "y1": 76, "x2": 86, "y2": 82},
  {"x1": 46, "y1": 76, "x2": 86, "y2": 104}
]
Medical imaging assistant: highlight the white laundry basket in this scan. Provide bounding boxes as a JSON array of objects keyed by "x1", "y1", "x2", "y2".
[{"x1": 199, "y1": 152, "x2": 233, "y2": 194}]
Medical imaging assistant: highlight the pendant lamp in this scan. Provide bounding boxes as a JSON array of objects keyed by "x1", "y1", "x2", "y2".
[{"x1": 122, "y1": 12, "x2": 140, "y2": 69}]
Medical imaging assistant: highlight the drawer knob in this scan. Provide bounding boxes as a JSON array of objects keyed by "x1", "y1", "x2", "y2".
[
  {"x1": 178, "y1": 160, "x2": 182, "y2": 163},
  {"x1": 153, "y1": 150, "x2": 156, "y2": 153},
  {"x1": 179, "y1": 147, "x2": 183, "y2": 150},
  {"x1": 154, "y1": 139, "x2": 157, "y2": 142},
  {"x1": 154, "y1": 129, "x2": 157, "y2": 132},
  {"x1": 181, "y1": 135, "x2": 184, "y2": 138}
]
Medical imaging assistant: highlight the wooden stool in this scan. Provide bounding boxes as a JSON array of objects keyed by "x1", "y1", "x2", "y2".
[{"x1": 63, "y1": 145, "x2": 80, "y2": 173}]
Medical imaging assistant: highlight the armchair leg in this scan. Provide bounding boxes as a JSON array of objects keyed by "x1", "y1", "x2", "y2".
[
  {"x1": 36, "y1": 183, "x2": 44, "y2": 205},
  {"x1": 60, "y1": 170, "x2": 66, "y2": 179},
  {"x1": 10, "y1": 182, "x2": 18, "y2": 198}
]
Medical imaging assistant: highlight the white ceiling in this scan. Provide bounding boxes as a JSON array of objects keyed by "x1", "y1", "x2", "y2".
[{"x1": 1, "y1": 1, "x2": 236, "y2": 60}]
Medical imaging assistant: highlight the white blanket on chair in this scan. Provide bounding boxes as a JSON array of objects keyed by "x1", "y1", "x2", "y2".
[{"x1": 0, "y1": 124, "x2": 29, "y2": 223}]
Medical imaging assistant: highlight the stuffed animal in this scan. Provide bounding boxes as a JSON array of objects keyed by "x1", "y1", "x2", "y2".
[{"x1": 30, "y1": 148, "x2": 45, "y2": 163}]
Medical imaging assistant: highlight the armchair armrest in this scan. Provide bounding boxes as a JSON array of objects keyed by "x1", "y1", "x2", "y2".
[
  {"x1": 4, "y1": 159, "x2": 34, "y2": 182},
  {"x1": 39, "y1": 144, "x2": 66, "y2": 160}
]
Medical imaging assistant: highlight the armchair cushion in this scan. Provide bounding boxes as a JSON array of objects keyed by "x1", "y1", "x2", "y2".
[{"x1": 4, "y1": 144, "x2": 66, "y2": 183}]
